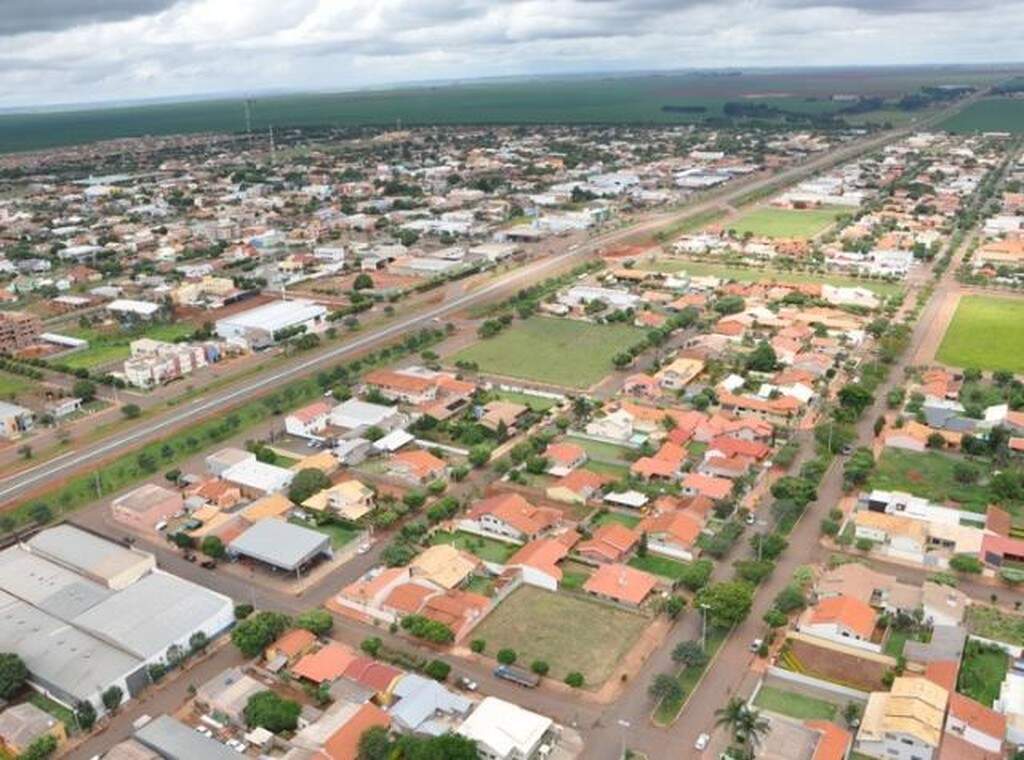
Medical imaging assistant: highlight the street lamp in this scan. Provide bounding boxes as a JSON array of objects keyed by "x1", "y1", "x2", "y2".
[
  {"x1": 617, "y1": 719, "x2": 631, "y2": 760},
  {"x1": 700, "y1": 603, "x2": 711, "y2": 651}
]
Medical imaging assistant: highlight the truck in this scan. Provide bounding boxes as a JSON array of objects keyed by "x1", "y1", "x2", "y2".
[{"x1": 493, "y1": 664, "x2": 540, "y2": 688}]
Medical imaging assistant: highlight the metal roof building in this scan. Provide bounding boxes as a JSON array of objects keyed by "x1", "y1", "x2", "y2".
[
  {"x1": 228, "y1": 518, "x2": 332, "y2": 576},
  {"x1": 0, "y1": 545, "x2": 111, "y2": 618},
  {"x1": 135, "y1": 715, "x2": 240, "y2": 760},
  {"x1": 215, "y1": 299, "x2": 327, "y2": 348},
  {"x1": 26, "y1": 524, "x2": 155, "y2": 589}
]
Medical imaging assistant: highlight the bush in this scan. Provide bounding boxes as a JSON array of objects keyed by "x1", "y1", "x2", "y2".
[
  {"x1": 231, "y1": 611, "x2": 290, "y2": 656},
  {"x1": 200, "y1": 535, "x2": 226, "y2": 558},
  {"x1": 244, "y1": 691, "x2": 301, "y2": 733},
  {"x1": 400, "y1": 615, "x2": 455, "y2": 644},
  {"x1": 121, "y1": 403, "x2": 141, "y2": 419},
  {"x1": 0, "y1": 653, "x2": 27, "y2": 699},
  {"x1": 361, "y1": 637, "x2": 383, "y2": 657},
  {"x1": 855, "y1": 537, "x2": 875, "y2": 552},
  {"x1": 531, "y1": 660, "x2": 550, "y2": 676},
  {"x1": 950, "y1": 554, "x2": 983, "y2": 574},
  {"x1": 234, "y1": 604, "x2": 254, "y2": 620},
  {"x1": 496, "y1": 648, "x2": 517, "y2": 665},
  {"x1": 296, "y1": 608, "x2": 333, "y2": 636},
  {"x1": 773, "y1": 584, "x2": 807, "y2": 614},
  {"x1": 763, "y1": 609, "x2": 789, "y2": 628},
  {"x1": 470, "y1": 639, "x2": 486, "y2": 653},
  {"x1": 101, "y1": 685, "x2": 123, "y2": 712},
  {"x1": 424, "y1": 659, "x2": 451, "y2": 681},
  {"x1": 671, "y1": 640, "x2": 708, "y2": 668},
  {"x1": 565, "y1": 672, "x2": 585, "y2": 688},
  {"x1": 649, "y1": 673, "x2": 683, "y2": 702}
]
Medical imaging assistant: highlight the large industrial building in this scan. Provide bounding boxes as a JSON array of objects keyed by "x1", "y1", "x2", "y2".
[
  {"x1": 0, "y1": 525, "x2": 233, "y2": 713},
  {"x1": 214, "y1": 298, "x2": 327, "y2": 349}
]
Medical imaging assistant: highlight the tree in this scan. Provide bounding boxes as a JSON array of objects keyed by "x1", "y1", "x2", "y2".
[
  {"x1": 672, "y1": 640, "x2": 708, "y2": 668},
  {"x1": 838, "y1": 384, "x2": 874, "y2": 416},
  {"x1": 288, "y1": 468, "x2": 331, "y2": 504},
  {"x1": 358, "y1": 726, "x2": 392, "y2": 760},
  {"x1": 697, "y1": 581, "x2": 754, "y2": 629},
  {"x1": 763, "y1": 609, "x2": 788, "y2": 628},
  {"x1": 677, "y1": 559, "x2": 714, "y2": 591},
  {"x1": 637, "y1": 531, "x2": 649, "y2": 558},
  {"x1": 102, "y1": 685, "x2": 123, "y2": 712},
  {"x1": 360, "y1": 637, "x2": 383, "y2": 657},
  {"x1": 950, "y1": 554, "x2": 984, "y2": 574},
  {"x1": 353, "y1": 273, "x2": 374, "y2": 290},
  {"x1": 20, "y1": 735, "x2": 58, "y2": 760},
  {"x1": 468, "y1": 445, "x2": 492, "y2": 468},
  {"x1": 401, "y1": 614, "x2": 454, "y2": 644},
  {"x1": 496, "y1": 648, "x2": 517, "y2": 665},
  {"x1": 564, "y1": 672, "x2": 585, "y2": 688},
  {"x1": 424, "y1": 659, "x2": 451, "y2": 681},
  {"x1": 121, "y1": 403, "x2": 142, "y2": 419},
  {"x1": 231, "y1": 611, "x2": 290, "y2": 656},
  {"x1": 715, "y1": 697, "x2": 770, "y2": 754},
  {"x1": 72, "y1": 379, "x2": 97, "y2": 402},
  {"x1": 75, "y1": 700, "x2": 97, "y2": 730},
  {"x1": 0, "y1": 653, "x2": 27, "y2": 699},
  {"x1": 244, "y1": 691, "x2": 301, "y2": 733},
  {"x1": 234, "y1": 604, "x2": 254, "y2": 620},
  {"x1": 773, "y1": 584, "x2": 807, "y2": 613},
  {"x1": 189, "y1": 631, "x2": 209, "y2": 654},
  {"x1": 296, "y1": 608, "x2": 333, "y2": 636},
  {"x1": 649, "y1": 673, "x2": 683, "y2": 702},
  {"x1": 665, "y1": 595, "x2": 686, "y2": 619},
  {"x1": 200, "y1": 535, "x2": 226, "y2": 559},
  {"x1": 470, "y1": 639, "x2": 486, "y2": 653},
  {"x1": 746, "y1": 341, "x2": 777, "y2": 373},
  {"x1": 926, "y1": 432, "x2": 947, "y2": 449},
  {"x1": 531, "y1": 660, "x2": 550, "y2": 676},
  {"x1": 714, "y1": 295, "x2": 745, "y2": 315},
  {"x1": 734, "y1": 559, "x2": 775, "y2": 585}
]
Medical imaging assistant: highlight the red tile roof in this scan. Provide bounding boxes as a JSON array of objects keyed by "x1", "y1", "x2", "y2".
[
  {"x1": 583, "y1": 563, "x2": 657, "y2": 605},
  {"x1": 293, "y1": 642, "x2": 358, "y2": 684},
  {"x1": 808, "y1": 595, "x2": 876, "y2": 639},
  {"x1": 323, "y1": 702, "x2": 390, "y2": 760}
]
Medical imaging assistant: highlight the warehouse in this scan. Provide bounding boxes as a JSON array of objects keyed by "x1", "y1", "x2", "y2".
[
  {"x1": 26, "y1": 524, "x2": 155, "y2": 590},
  {"x1": 135, "y1": 715, "x2": 239, "y2": 760},
  {"x1": 228, "y1": 518, "x2": 332, "y2": 577},
  {"x1": 215, "y1": 298, "x2": 327, "y2": 349}
]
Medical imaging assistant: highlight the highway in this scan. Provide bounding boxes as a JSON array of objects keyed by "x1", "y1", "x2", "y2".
[{"x1": 0, "y1": 121, "x2": 919, "y2": 510}]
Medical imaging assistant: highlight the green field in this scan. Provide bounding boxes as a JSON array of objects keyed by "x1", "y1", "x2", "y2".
[
  {"x1": 729, "y1": 207, "x2": 844, "y2": 239},
  {"x1": 1, "y1": 68, "x2": 1010, "y2": 154},
  {"x1": 867, "y1": 449, "x2": 997, "y2": 513},
  {"x1": 753, "y1": 685, "x2": 839, "y2": 720},
  {"x1": 594, "y1": 511, "x2": 642, "y2": 529},
  {"x1": 490, "y1": 389, "x2": 559, "y2": 412},
  {"x1": 430, "y1": 530, "x2": 519, "y2": 563},
  {"x1": 940, "y1": 97, "x2": 1024, "y2": 134},
  {"x1": 60, "y1": 322, "x2": 196, "y2": 370},
  {"x1": 639, "y1": 259, "x2": 902, "y2": 297},
  {"x1": 936, "y1": 296, "x2": 1024, "y2": 373},
  {"x1": 966, "y1": 605, "x2": 1024, "y2": 646},
  {"x1": 0, "y1": 372, "x2": 33, "y2": 399},
  {"x1": 472, "y1": 586, "x2": 649, "y2": 684},
  {"x1": 453, "y1": 317, "x2": 645, "y2": 389},
  {"x1": 958, "y1": 640, "x2": 1009, "y2": 707},
  {"x1": 628, "y1": 554, "x2": 691, "y2": 580}
]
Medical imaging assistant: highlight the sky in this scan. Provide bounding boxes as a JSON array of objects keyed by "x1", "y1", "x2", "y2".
[{"x1": 3, "y1": 0, "x2": 1024, "y2": 109}]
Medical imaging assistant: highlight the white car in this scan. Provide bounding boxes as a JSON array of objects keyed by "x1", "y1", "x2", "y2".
[
  {"x1": 695, "y1": 733, "x2": 710, "y2": 751},
  {"x1": 357, "y1": 542, "x2": 372, "y2": 555}
]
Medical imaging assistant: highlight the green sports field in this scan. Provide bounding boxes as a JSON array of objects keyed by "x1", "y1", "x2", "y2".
[
  {"x1": 452, "y1": 317, "x2": 644, "y2": 389},
  {"x1": 940, "y1": 98, "x2": 1024, "y2": 134},
  {"x1": 728, "y1": 207, "x2": 844, "y2": 239},
  {"x1": 936, "y1": 295, "x2": 1024, "y2": 373}
]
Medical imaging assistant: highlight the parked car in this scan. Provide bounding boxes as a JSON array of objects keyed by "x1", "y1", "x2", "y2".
[
  {"x1": 695, "y1": 733, "x2": 710, "y2": 751},
  {"x1": 455, "y1": 676, "x2": 478, "y2": 691},
  {"x1": 200, "y1": 559, "x2": 217, "y2": 570},
  {"x1": 749, "y1": 638, "x2": 763, "y2": 653},
  {"x1": 357, "y1": 542, "x2": 372, "y2": 555},
  {"x1": 183, "y1": 552, "x2": 197, "y2": 562}
]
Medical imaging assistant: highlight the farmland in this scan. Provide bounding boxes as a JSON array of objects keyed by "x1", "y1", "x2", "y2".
[
  {"x1": 940, "y1": 97, "x2": 1024, "y2": 134},
  {"x1": 452, "y1": 317, "x2": 645, "y2": 389},
  {"x1": 728, "y1": 206, "x2": 844, "y2": 239},
  {"x1": 0, "y1": 66, "x2": 1011, "y2": 153},
  {"x1": 936, "y1": 295, "x2": 1024, "y2": 373},
  {"x1": 471, "y1": 586, "x2": 649, "y2": 685}
]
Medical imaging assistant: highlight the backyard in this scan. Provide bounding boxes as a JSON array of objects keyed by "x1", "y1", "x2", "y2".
[
  {"x1": 471, "y1": 585, "x2": 649, "y2": 685},
  {"x1": 451, "y1": 317, "x2": 645, "y2": 389},
  {"x1": 728, "y1": 206, "x2": 844, "y2": 240},
  {"x1": 958, "y1": 640, "x2": 1010, "y2": 707},
  {"x1": 593, "y1": 510, "x2": 642, "y2": 529},
  {"x1": 628, "y1": 553, "x2": 691, "y2": 581},
  {"x1": 752, "y1": 685, "x2": 840, "y2": 721},
  {"x1": 936, "y1": 296, "x2": 1024, "y2": 374},
  {"x1": 430, "y1": 530, "x2": 519, "y2": 563}
]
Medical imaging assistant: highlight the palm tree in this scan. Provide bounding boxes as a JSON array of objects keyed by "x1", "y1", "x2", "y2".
[
  {"x1": 714, "y1": 698, "x2": 769, "y2": 758},
  {"x1": 714, "y1": 697, "x2": 747, "y2": 738}
]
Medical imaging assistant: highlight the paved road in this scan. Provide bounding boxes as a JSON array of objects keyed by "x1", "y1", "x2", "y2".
[{"x1": 0, "y1": 125, "x2": 914, "y2": 511}]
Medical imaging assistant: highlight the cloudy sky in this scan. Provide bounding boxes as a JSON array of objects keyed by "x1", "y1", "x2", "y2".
[{"x1": 3, "y1": 0, "x2": 1023, "y2": 109}]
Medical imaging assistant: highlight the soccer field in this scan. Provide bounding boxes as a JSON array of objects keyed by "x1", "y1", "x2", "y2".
[
  {"x1": 936, "y1": 295, "x2": 1024, "y2": 373},
  {"x1": 729, "y1": 207, "x2": 844, "y2": 239},
  {"x1": 452, "y1": 317, "x2": 644, "y2": 389}
]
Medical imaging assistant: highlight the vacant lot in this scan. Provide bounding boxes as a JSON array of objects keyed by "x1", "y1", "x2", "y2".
[
  {"x1": 958, "y1": 640, "x2": 1009, "y2": 707},
  {"x1": 472, "y1": 586, "x2": 649, "y2": 684},
  {"x1": 966, "y1": 605, "x2": 1024, "y2": 647},
  {"x1": 941, "y1": 97, "x2": 1024, "y2": 134},
  {"x1": 936, "y1": 296, "x2": 1024, "y2": 373},
  {"x1": 753, "y1": 685, "x2": 838, "y2": 720},
  {"x1": 639, "y1": 259, "x2": 901, "y2": 297},
  {"x1": 0, "y1": 372, "x2": 33, "y2": 399},
  {"x1": 867, "y1": 449, "x2": 996, "y2": 513},
  {"x1": 729, "y1": 207, "x2": 843, "y2": 239},
  {"x1": 452, "y1": 317, "x2": 644, "y2": 389},
  {"x1": 60, "y1": 322, "x2": 196, "y2": 370}
]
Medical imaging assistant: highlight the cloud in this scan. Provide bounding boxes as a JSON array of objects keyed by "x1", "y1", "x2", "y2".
[{"x1": 0, "y1": 0, "x2": 183, "y2": 36}]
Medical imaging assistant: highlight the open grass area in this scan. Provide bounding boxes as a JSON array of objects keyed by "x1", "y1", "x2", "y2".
[
  {"x1": 60, "y1": 322, "x2": 196, "y2": 370},
  {"x1": 288, "y1": 517, "x2": 360, "y2": 549},
  {"x1": 0, "y1": 371, "x2": 33, "y2": 399},
  {"x1": 638, "y1": 259, "x2": 902, "y2": 297},
  {"x1": 628, "y1": 553, "x2": 691, "y2": 581},
  {"x1": 867, "y1": 449, "x2": 997, "y2": 513},
  {"x1": 594, "y1": 511, "x2": 641, "y2": 529},
  {"x1": 958, "y1": 640, "x2": 1010, "y2": 707},
  {"x1": 941, "y1": 97, "x2": 1024, "y2": 134},
  {"x1": 654, "y1": 626, "x2": 728, "y2": 724},
  {"x1": 728, "y1": 207, "x2": 844, "y2": 239},
  {"x1": 567, "y1": 435, "x2": 636, "y2": 464},
  {"x1": 753, "y1": 685, "x2": 839, "y2": 721},
  {"x1": 452, "y1": 317, "x2": 645, "y2": 389},
  {"x1": 491, "y1": 389, "x2": 559, "y2": 412},
  {"x1": 430, "y1": 530, "x2": 519, "y2": 563},
  {"x1": 936, "y1": 296, "x2": 1024, "y2": 373},
  {"x1": 472, "y1": 586, "x2": 649, "y2": 685},
  {"x1": 965, "y1": 605, "x2": 1024, "y2": 646}
]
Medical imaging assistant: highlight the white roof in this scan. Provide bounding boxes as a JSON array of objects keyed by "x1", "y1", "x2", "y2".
[
  {"x1": 217, "y1": 299, "x2": 326, "y2": 332},
  {"x1": 604, "y1": 490, "x2": 649, "y2": 508},
  {"x1": 330, "y1": 399, "x2": 398, "y2": 430},
  {"x1": 221, "y1": 459, "x2": 294, "y2": 493},
  {"x1": 457, "y1": 697, "x2": 552, "y2": 757},
  {"x1": 108, "y1": 299, "x2": 160, "y2": 316},
  {"x1": 373, "y1": 429, "x2": 413, "y2": 452}
]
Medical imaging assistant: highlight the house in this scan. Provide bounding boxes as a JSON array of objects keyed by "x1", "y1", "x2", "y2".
[
  {"x1": 265, "y1": 629, "x2": 318, "y2": 669},
  {"x1": 293, "y1": 642, "x2": 359, "y2": 684},
  {"x1": 805, "y1": 720, "x2": 853, "y2": 760},
  {"x1": 681, "y1": 472, "x2": 734, "y2": 502},
  {"x1": 944, "y1": 693, "x2": 1005, "y2": 759},
  {"x1": 799, "y1": 595, "x2": 879, "y2": 651},
  {"x1": 0, "y1": 703, "x2": 65, "y2": 756},
  {"x1": 420, "y1": 589, "x2": 489, "y2": 641},
  {"x1": 546, "y1": 468, "x2": 610, "y2": 505},
  {"x1": 577, "y1": 522, "x2": 638, "y2": 563},
  {"x1": 330, "y1": 398, "x2": 406, "y2": 433},
  {"x1": 195, "y1": 667, "x2": 267, "y2": 725},
  {"x1": 544, "y1": 442, "x2": 587, "y2": 477},
  {"x1": 478, "y1": 401, "x2": 529, "y2": 433},
  {"x1": 456, "y1": 697, "x2": 553, "y2": 760},
  {"x1": 583, "y1": 562, "x2": 657, "y2": 606},
  {"x1": 506, "y1": 537, "x2": 573, "y2": 591},
  {"x1": 285, "y1": 401, "x2": 334, "y2": 439},
  {"x1": 853, "y1": 511, "x2": 927, "y2": 563},
  {"x1": 631, "y1": 442, "x2": 686, "y2": 481},
  {"x1": 622, "y1": 373, "x2": 660, "y2": 400},
  {"x1": 409, "y1": 545, "x2": 479, "y2": 589},
  {"x1": 465, "y1": 493, "x2": 561, "y2": 542},
  {"x1": 322, "y1": 702, "x2": 391, "y2": 760},
  {"x1": 883, "y1": 421, "x2": 960, "y2": 453},
  {"x1": 303, "y1": 480, "x2": 376, "y2": 521},
  {"x1": 110, "y1": 483, "x2": 184, "y2": 532},
  {"x1": 585, "y1": 408, "x2": 634, "y2": 442},
  {"x1": 654, "y1": 357, "x2": 704, "y2": 391},
  {"x1": 637, "y1": 510, "x2": 702, "y2": 561},
  {"x1": 362, "y1": 368, "x2": 437, "y2": 405},
  {"x1": 388, "y1": 449, "x2": 447, "y2": 484},
  {"x1": 856, "y1": 676, "x2": 948, "y2": 760},
  {"x1": 718, "y1": 390, "x2": 802, "y2": 425},
  {"x1": 389, "y1": 673, "x2": 472, "y2": 737},
  {"x1": 0, "y1": 401, "x2": 33, "y2": 439}
]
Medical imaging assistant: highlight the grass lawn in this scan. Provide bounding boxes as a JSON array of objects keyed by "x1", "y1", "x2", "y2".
[
  {"x1": 867, "y1": 448, "x2": 997, "y2": 513},
  {"x1": 561, "y1": 569, "x2": 591, "y2": 590},
  {"x1": 61, "y1": 322, "x2": 196, "y2": 370},
  {"x1": 567, "y1": 435, "x2": 636, "y2": 464},
  {"x1": 452, "y1": 317, "x2": 645, "y2": 389},
  {"x1": 966, "y1": 605, "x2": 1024, "y2": 646},
  {"x1": 638, "y1": 259, "x2": 901, "y2": 297},
  {"x1": 883, "y1": 628, "x2": 918, "y2": 658},
  {"x1": 491, "y1": 389, "x2": 559, "y2": 412},
  {"x1": 936, "y1": 296, "x2": 1024, "y2": 373},
  {"x1": 0, "y1": 372, "x2": 32, "y2": 398},
  {"x1": 472, "y1": 586, "x2": 649, "y2": 684},
  {"x1": 728, "y1": 207, "x2": 844, "y2": 240},
  {"x1": 430, "y1": 530, "x2": 519, "y2": 563},
  {"x1": 594, "y1": 511, "x2": 641, "y2": 529},
  {"x1": 628, "y1": 554, "x2": 690, "y2": 581},
  {"x1": 466, "y1": 575, "x2": 496, "y2": 597},
  {"x1": 958, "y1": 641, "x2": 1010, "y2": 707},
  {"x1": 29, "y1": 693, "x2": 78, "y2": 733},
  {"x1": 753, "y1": 685, "x2": 838, "y2": 720},
  {"x1": 654, "y1": 626, "x2": 728, "y2": 724},
  {"x1": 288, "y1": 517, "x2": 360, "y2": 549}
]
